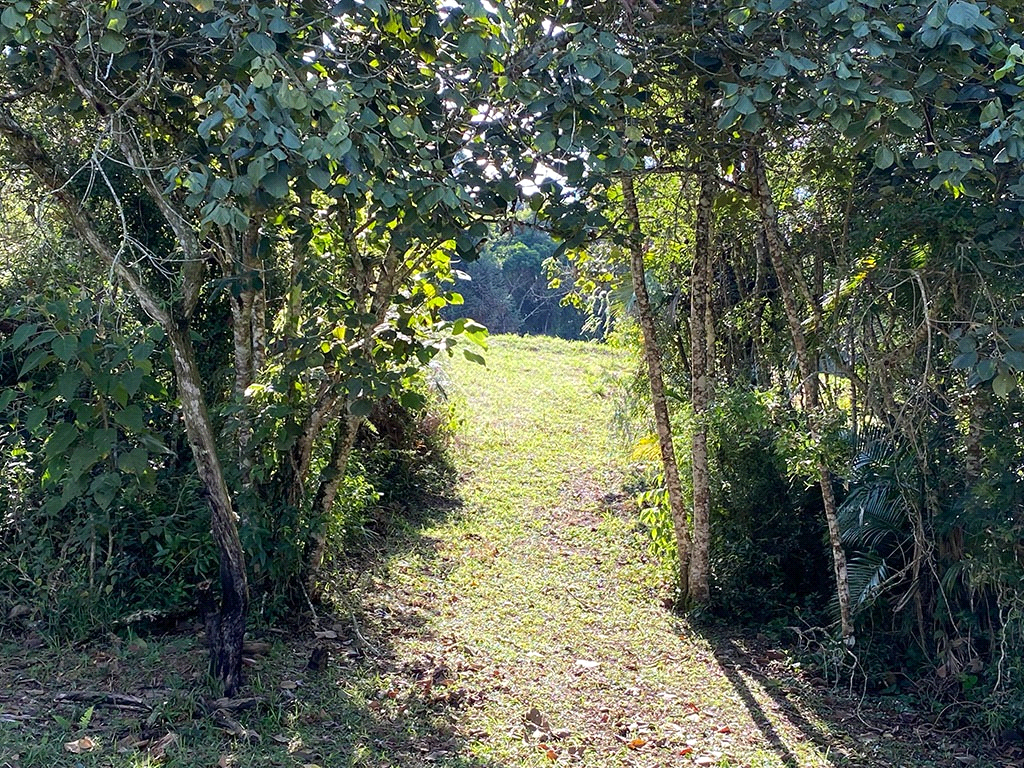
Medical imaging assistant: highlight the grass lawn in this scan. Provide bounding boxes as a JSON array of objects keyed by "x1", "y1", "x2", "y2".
[{"x1": 0, "y1": 334, "x2": 1007, "y2": 767}]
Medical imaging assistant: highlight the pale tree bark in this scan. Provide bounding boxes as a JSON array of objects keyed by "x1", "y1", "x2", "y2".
[
  {"x1": 0, "y1": 105, "x2": 250, "y2": 694},
  {"x1": 622, "y1": 173, "x2": 693, "y2": 602},
  {"x1": 749, "y1": 147, "x2": 855, "y2": 646},
  {"x1": 304, "y1": 414, "x2": 362, "y2": 597},
  {"x1": 688, "y1": 169, "x2": 716, "y2": 604}
]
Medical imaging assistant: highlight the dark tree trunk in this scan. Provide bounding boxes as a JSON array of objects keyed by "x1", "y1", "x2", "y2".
[{"x1": 622, "y1": 173, "x2": 693, "y2": 602}]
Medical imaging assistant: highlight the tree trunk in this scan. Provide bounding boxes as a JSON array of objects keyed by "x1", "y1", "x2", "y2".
[
  {"x1": 304, "y1": 414, "x2": 362, "y2": 598},
  {"x1": 165, "y1": 322, "x2": 249, "y2": 695},
  {"x1": 622, "y1": 173, "x2": 693, "y2": 602},
  {"x1": 0, "y1": 105, "x2": 250, "y2": 693},
  {"x1": 688, "y1": 170, "x2": 716, "y2": 604},
  {"x1": 749, "y1": 147, "x2": 855, "y2": 646}
]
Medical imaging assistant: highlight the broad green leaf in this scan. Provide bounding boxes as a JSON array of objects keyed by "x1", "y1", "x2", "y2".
[
  {"x1": 951, "y1": 350, "x2": 978, "y2": 369},
  {"x1": 247, "y1": 32, "x2": 276, "y2": 56},
  {"x1": 7, "y1": 322, "x2": 37, "y2": 350},
  {"x1": 349, "y1": 398, "x2": 373, "y2": 417},
  {"x1": 977, "y1": 358, "x2": 997, "y2": 381},
  {"x1": 1, "y1": 6, "x2": 25, "y2": 29},
  {"x1": 114, "y1": 404, "x2": 145, "y2": 433},
  {"x1": 90, "y1": 473, "x2": 121, "y2": 510},
  {"x1": 993, "y1": 372, "x2": 1016, "y2": 398},
  {"x1": 535, "y1": 132, "x2": 556, "y2": 153},
  {"x1": 99, "y1": 31, "x2": 127, "y2": 54},
  {"x1": 20, "y1": 348, "x2": 52, "y2": 377},
  {"x1": 118, "y1": 447, "x2": 150, "y2": 475},
  {"x1": 45, "y1": 422, "x2": 78, "y2": 457},
  {"x1": 1004, "y1": 350, "x2": 1024, "y2": 371},
  {"x1": 51, "y1": 335, "x2": 77, "y2": 363},
  {"x1": 262, "y1": 170, "x2": 289, "y2": 198},
  {"x1": 874, "y1": 144, "x2": 895, "y2": 169}
]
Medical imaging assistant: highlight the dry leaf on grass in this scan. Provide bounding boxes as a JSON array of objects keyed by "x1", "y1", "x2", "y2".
[
  {"x1": 147, "y1": 732, "x2": 178, "y2": 760},
  {"x1": 64, "y1": 736, "x2": 97, "y2": 754}
]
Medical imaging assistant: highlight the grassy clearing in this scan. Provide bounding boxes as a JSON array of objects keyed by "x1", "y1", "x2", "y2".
[{"x1": 0, "y1": 334, "x2": 1007, "y2": 767}]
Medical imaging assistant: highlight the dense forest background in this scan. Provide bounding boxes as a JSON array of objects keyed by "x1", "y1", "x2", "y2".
[{"x1": 0, "y1": 0, "x2": 1023, "y2": 743}]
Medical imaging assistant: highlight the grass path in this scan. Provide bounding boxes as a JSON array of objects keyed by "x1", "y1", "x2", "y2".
[
  {"x1": 357, "y1": 334, "x2": 996, "y2": 768},
  {"x1": 0, "y1": 335, "x2": 1000, "y2": 767}
]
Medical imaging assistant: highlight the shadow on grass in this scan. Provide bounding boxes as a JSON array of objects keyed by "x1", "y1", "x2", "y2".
[
  {"x1": 0, "y1": 490, "x2": 510, "y2": 768},
  {"x1": 300, "y1": 492, "x2": 515, "y2": 768},
  {"x1": 702, "y1": 633, "x2": 846, "y2": 768},
  {"x1": 696, "y1": 628, "x2": 1000, "y2": 768}
]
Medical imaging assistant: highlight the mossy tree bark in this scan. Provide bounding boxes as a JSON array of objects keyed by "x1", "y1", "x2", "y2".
[
  {"x1": 688, "y1": 169, "x2": 717, "y2": 605},
  {"x1": 749, "y1": 146, "x2": 855, "y2": 646},
  {"x1": 622, "y1": 172, "x2": 693, "y2": 603}
]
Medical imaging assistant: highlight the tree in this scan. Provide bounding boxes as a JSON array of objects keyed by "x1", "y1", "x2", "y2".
[{"x1": 0, "y1": 0, "x2": 632, "y2": 692}]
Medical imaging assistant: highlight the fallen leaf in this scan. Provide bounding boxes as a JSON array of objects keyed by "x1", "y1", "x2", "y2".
[
  {"x1": 627, "y1": 738, "x2": 647, "y2": 749},
  {"x1": 716, "y1": 725, "x2": 732, "y2": 734},
  {"x1": 695, "y1": 756, "x2": 716, "y2": 766},
  {"x1": 64, "y1": 737, "x2": 97, "y2": 754},
  {"x1": 679, "y1": 746, "x2": 694, "y2": 755},
  {"x1": 686, "y1": 713, "x2": 701, "y2": 722},
  {"x1": 574, "y1": 659, "x2": 600, "y2": 669},
  {"x1": 279, "y1": 680, "x2": 299, "y2": 690},
  {"x1": 147, "y1": 732, "x2": 178, "y2": 760}
]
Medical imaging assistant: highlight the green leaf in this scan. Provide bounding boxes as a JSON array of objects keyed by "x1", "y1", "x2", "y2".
[
  {"x1": 68, "y1": 445, "x2": 99, "y2": 479},
  {"x1": 56, "y1": 370, "x2": 83, "y2": 402},
  {"x1": 874, "y1": 144, "x2": 895, "y2": 169},
  {"x1": 51, "y1": 335, "x2": 77, "y2": 363},
  {"x1": 399, "y1": 390, "x2": 426, "y2": 410},
  {"x1": 458, "y1": 31, "x2": 484, "y2": 58},
  {"x1": 45, "y1": 422, "x2": 78, "y2": 457},
  {"x1": 20, "y1": 348, "x2": 52, "y2": 377},
  {"x1": 262, "y1": 170, "x2": 289, "y2": 198},
  {"x1": 951, "y1": 350, "x2": 978, "y2": 369},
  {"x1": 198, "y1": 110, "x2": 224, "y2": 139},
  {"x1": 248, "y1": 32, "x2": 276, "y2": 56},
  {"x1": 463, "y1": 349, "x2": 486, "y2": 365},
  {"x1": 1, "y1": 6, "x2": 26, "y2": 29},
  {"x1": 535, "y1": 132, "x2": 556, "y2": 153},
  {"x1": 1004, "y1": 350, "x2": 1024, "y2": 371},
  {"x1": 25, "y1": 406, "x2": 47, "y2": 432},
  {"x1": 349, "y1": 398, "x2": 373, "y2": 417},
  {"x1": 118, "y1": 447, "x2": 150, "y2": 475},
  {"x1": 6, "y1": 322, "x2": 36, "y2": 350},
  {"x1": 895, "y1": 107, "x2": 922, "y2": 129},
  {"x1": 388, "y1": 114, "x2": 413, "y2": 138},
  {"x1": 114, "y1": 404, "x2": 145, "y2": 433},
  {"x1": 120, "y1": 368, "x2": 144, "y2": 397},
  {"x1": 977, "y1": 358, "x2": 997, "y2": 381},
  {"x1": 99, "y1": 31, "x2": 127, "y2": 54},
  {"x1": 946, "y1": 0, "x2": 982, "y2": 27},
  {"x1": 90, "y1": 473, "x2": 121, "y2": 510},
  {"x1": 993, "y1": 372, "x2": 1016, "y2": 399}
]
